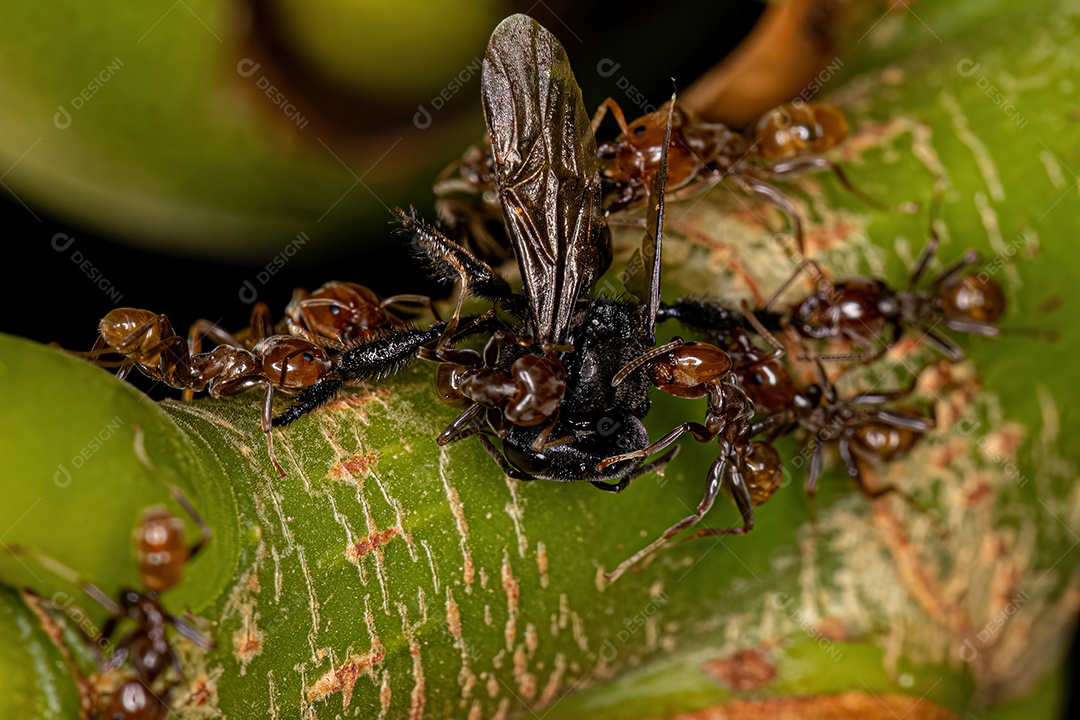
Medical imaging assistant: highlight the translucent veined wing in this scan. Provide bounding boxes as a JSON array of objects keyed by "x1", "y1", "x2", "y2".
[{"x1": 481, "y1": 14, "x2": 611, "y2": 346}]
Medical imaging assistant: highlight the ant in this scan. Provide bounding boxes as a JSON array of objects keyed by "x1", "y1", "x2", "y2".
[
  {"x1": 70, "y1": 308, "x2": 333, "y2": 476},
  {"x1": 7, "y1": 428, "x2": 212, "y2": 719},
  {"x1": 70, "y1": 308, "x2": 197, "y2": 388},
  {"x1": 771, "y1": 216, "x2": 1007, "y2": 362},
  {"x1": 282, "y1": 281, "x2": 437, "y2": 346},
  {"x1": 275, "y1": 17, "x2": 762, "y2": 503},
  {"x1": 749, "y1": 354, "x2": 935, "y2": 503},
  {"x1": 592, "y1": 97, "x2": 895, "y2": 254}
]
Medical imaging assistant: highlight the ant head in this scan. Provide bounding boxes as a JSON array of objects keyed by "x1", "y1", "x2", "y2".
[
  {"x1": 650, "y1": 342, "x2": 733, "y2": 400},
  {"x1": 299, "y1": 282, "x2": 387, "y2": 342},
  {"x1": 255, "y1": 337, "x2": 333, "y2": 389}
]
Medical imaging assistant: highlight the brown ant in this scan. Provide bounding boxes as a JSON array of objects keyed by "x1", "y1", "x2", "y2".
[
  {"x1": 72, "y1": 308, "x2": 333, "y2": 476},
  {"x1": 8, "y1": 428, "x2": 211, "y2": 719},
  {"x1": 597, "y1": 337, "x2": 782, "y2": 581},
  {"x1": 771, "y1": 220, "x2": 1007, "y2": 362},
  {"x1": 71, "y1": 309, "x2": 197, "y2": 388},
  {"x1": 592, "y1": 98, "x2": 894, "y2": 254},
  {"x1": 282, "y1": 281, "x2": 437, "y2": 346},
  {"x1": 426, "y1": 328, "x2": 567, "y2": 449},
  {"x1": 750, "y1": 356, "x2": 934, "y2": 503}
]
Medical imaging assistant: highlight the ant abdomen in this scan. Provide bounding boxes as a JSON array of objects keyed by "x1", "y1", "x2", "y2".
[
  {"x1": 754, "y1": 102, "x2": 849, "y2": 162},
  {"x1": 99, "y1": 308, "x2": 172, "y2": 364},
  {"x1": 135, "y1": 508, "x2": 190, "y2": 594},
  {"x1": 742, "y1": 441, "x2": 784, "y2": 506},
  {"x1": 939, "y1": 273, "x2": 1006, "y2": 325},
  {"x1": 103, "y1": 679, "x2": 169, "y2": 720},
  {"x1": 847, "y1": 417, "x2": 925, "y2": 465}
]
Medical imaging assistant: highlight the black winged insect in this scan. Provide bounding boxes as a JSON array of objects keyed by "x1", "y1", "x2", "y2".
[{"x1": 275, "y1": 14, "x2": 769, "y2": 574}]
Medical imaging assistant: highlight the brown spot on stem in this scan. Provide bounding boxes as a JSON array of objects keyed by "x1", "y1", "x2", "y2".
[
  {"x1": 331, "y1": 452, "x2": 379, "y2": 481},
  {"x1": 346, "y1": 526, "x2": 399, "y2": 561},
  {"x1": 703, "y1": 647, "x2": 778, "y2": 691},
  {"x1": 305, "y1": 648, "x2": 385, "y2": 709}
]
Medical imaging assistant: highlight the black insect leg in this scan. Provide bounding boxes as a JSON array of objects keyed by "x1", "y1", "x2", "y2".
[
  {"x1": 272, "y1": 378, "x2": 343, "y2": 427},
  {"x1": 589, "y1": 446, "x2": 680, "y2": 494},
  {"x1": 477, "y1": 435, "x2": 535, "y2": 481},
  {"x1": 395, "y1": 207, "x2": 511, "y2": 342},
  {"x1": 273, "y1": 324, "x2": 444, "y2": 428}
]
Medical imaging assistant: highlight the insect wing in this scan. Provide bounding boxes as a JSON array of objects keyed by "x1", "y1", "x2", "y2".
[{"x1": 481, "y1": 14, "x2": 611, "y2": 345}]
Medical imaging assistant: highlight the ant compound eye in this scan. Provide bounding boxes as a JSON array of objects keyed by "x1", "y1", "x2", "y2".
[
  {"x1": 633, "y1": 125, "x2": 646, "y2": 135},
  {"x1": 302, "y1": 353, "x2": 314, "y2": 362},
  {"x1": 330, "y1": 306, "x2": 340, "y2": 315},
  {"x1": 504, "y1": 443, "x2": 550, "y2": 476}
]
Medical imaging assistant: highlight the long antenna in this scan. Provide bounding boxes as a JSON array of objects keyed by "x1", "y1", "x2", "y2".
[{"x1": 643, "y1": 90, "x2": 677, "y2": 343}]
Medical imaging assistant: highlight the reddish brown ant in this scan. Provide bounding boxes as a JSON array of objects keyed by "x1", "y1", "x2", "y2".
[
  {"x1": 71, "y1": 307, "x2": 333, "y2": 476},
  {"x1": 772, "y1": 221, "x2": 1008, "y2": 362},
  {"x1": 592, "y1": 98, "x2": 894, "y2": 254},
  {"x1": 598, "y1": 337, "x2": 782, "y2": 581},
  {"x1": 750, "y1": 356, "x2": 934, "y2": 503},
  {"x1": 283, "y1": 281, "x2": 437, "y2": 346},
  {"x1": 7, "y1": 428, "x2": 211, "y2": 718}
]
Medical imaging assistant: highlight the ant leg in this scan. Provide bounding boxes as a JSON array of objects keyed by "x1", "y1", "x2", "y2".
[
  {"x1": 765, "y1": 258, "x2": 830, "y2": 311},
  {"x1": 257, "y1": 382, "x2": 285, "y2": 477},
  {"x1": 765, "y1": 156, "x2": 896, "y2": 212},
  {"x1": 596, "y1": 421, "x2": 713, "y2": 472},
  {"x1": 919, "y1": 325, "x2": 965, "y2": 361},
  {"x1": 437, "y1": 404, "x2": 486, "y2": 446},
  {"x1": 605, "y1": 452, "x2": 729, "y2": 583},
  {"x1": 590, "y1": 445, "x2": 680, "y2": 494},
  {"x1": 734, "y1": 175, "x2": 806, "y2": 257},
  {"x1": 838, "y1": 437, "x2": 926, "y2": 512},
  {"x1": 477, "y1": 435, "x2": 535, "y2": 481},
  {"x1": 187, "y1": 319, "x2": 244, "y2": 356},
  {"x1": 381, "y1": 294, "x2": 442, "y2": 322},
  {"x1": 804, "y1": 437, "x2": 826, "y2": 501},
  {"x1": 866, "y1": 408, "x2": 935, "y2": 433},
  {"x1": 929, "y1": 250, "x2": 982, "y2": 294},
  {"x1": 590, "y1": 97, "x2": 632, "y2": 135},
  {"x1": 166, "y1": 612, "x2": 212, "y2": 651},
  {"x1": 681, "y1": 457, "x2": 755, "y2": 538},
  {"x1": 944, "y1": 317, "x2": 1000, "y2": 337}
]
